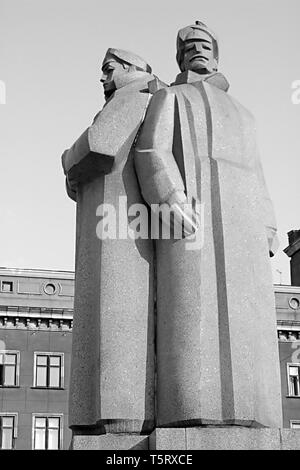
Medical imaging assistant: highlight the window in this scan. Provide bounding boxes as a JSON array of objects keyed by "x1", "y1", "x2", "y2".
[
  {"x1": 0, "y1": 351, "x2": 20, "y2": 387},
  {"x1": 287, "y1": 363, "x2": 300, "y2": 396},
  {"x1": 291, "y1": 421, "x2": 300, "y2": 429},
  {"x1": 0, "y1": 414, "x2": 18, "y2": 450},
  {"x1": 32, "y1": 415, "x2": 63, "y2": 450},
  {"x1": 1, "y1": 281, "x2": 13, "y2": 293},
  {"x1": 33, "y1": 353, "x2": 64, "y2": 388}
]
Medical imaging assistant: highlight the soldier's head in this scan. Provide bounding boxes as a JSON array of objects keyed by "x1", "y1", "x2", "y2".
[
  {"x1": 101, "y1": 48, "x2": 152, "y2": 99},
  {"x1": 176, "y1": 21, "x2": 219, "y2": 74}
]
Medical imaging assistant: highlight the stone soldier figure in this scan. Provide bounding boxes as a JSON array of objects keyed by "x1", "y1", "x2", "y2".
[
  {"x1": 134, "y1": 22, "x2": 282, "y2": 429},
  {"x1": 62, "y1": 49, "x2": 162, "y2": 439}
]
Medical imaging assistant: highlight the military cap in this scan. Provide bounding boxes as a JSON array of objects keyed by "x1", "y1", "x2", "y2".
[
  {"x1": 176, "y1": 21, "x2": 219, "y2": 72},
  {"x1": 102, "y1": 48, "x2": 152, "y2": 74}
]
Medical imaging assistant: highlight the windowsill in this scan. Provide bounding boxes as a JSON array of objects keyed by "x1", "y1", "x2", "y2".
[
  {"x1": 30, "y1": 387, "x2": 65, "y2": 390},
  {"x1": 32, "y1": 448, "x2": 61, "y2": 451},
  {"x1": 286, "y1": 395, "x2": 300, "y2": 398},
  {"x1": 0, "y1": 385, "x2": 20, "y2": 388},
  {"x1": 279, "y1": 340, "x2": 300, "y2": 343}
]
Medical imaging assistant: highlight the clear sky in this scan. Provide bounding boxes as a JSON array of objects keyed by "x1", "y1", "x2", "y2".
[{"x1": 0, "y1": 0, "x2": 299, "y2": 284}]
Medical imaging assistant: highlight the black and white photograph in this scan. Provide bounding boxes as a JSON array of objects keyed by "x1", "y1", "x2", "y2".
[{"x1": 0, "y1": 0, "x2": 300, "y2": 454}]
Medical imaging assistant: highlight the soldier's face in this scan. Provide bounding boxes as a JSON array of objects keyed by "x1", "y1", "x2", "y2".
[
  {"x1": 100, "y1": 60, "x2": 126, "y2": 98},
  {"x1": 182, "y1": 32, "x2": 215, "y2": 74}
]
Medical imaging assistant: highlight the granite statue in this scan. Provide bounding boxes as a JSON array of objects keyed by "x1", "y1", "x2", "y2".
[
  {"x1": 62, "y1": 48, "x2": 162, "y2": 438},
  {"x1": 62, "y1": 24, "x2": 284, "y2": 449},
  {"x1": 134, "y1": 21, "x2": 282, "y2": 429}
]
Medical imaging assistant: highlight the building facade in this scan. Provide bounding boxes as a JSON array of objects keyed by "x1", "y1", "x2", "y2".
[
  {"x1": 1, "y1": 230, "x2": 300, "y2": 449},
  {"x1": 0, "y1": 268, "x2": 73, "y2": 450},
  {"x1": 280, "y1": 229, "x2": 300, "y2": 429},
  {"x1": 276, "y1": 285, "x2": 300, "y2": 429}
]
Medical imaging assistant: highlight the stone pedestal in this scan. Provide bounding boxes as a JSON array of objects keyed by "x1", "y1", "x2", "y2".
[
  {"x1": 149, "y1": 427, "x2": 300, "y2": 450},
  {"x1": 71, "y1": 434, "x2": 149, "y2": 450},
  {"x1": 70, "y1": 427, "x2": 300, "y2": 450}
]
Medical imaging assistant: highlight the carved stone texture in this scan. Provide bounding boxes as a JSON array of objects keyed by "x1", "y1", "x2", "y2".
[
  {"x1": 150, "y1": 428, "x2": 300, "y2": 450},
  {"x1": 134, "y1": 22, "x2": 282, "y2": 429},
  {"x1": 62, "y1": 49, "x2": 159, "y2": 434}
]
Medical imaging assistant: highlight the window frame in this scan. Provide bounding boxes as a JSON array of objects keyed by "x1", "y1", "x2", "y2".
[
  {"x1": 290, "y1": 420, "x2": 300, "y2": 429},
  {"x1": 33, "y1": 352, "x2": 64, "y2": 389},
  {"x1": 0, "y1": 280, "x2": 14, "y2": 293},
  {"x1": 0, "y1": 412, "x2": 18, "y2": 450},
  {"x1": 32, "y1": 413, "x2": 63, "y2": 450},
  {"x1": 0, "y1": 350, "x2": 20, "y2": 387},
  {"x1": 287, "y1": 362, "x2": 300, "y2": 397}
]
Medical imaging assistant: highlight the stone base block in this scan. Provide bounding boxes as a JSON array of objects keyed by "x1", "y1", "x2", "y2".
[
  {"x1": 71, "y1": 434, "x2": 149, "y2": 450},
  {"x1": 70, "y1": 428, "x2": 300, "y2": 450},
  {"x1": 150, "y1": 428, "x2": 300, "y2": 450}
]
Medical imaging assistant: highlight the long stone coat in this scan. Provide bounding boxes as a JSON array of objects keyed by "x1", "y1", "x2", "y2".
[
  {"x1": 134, "y1": 70, "x2": 282, "y2": 428},
  {"x1": 62, "y1": 74, "x2": 158, "y2": 433}
]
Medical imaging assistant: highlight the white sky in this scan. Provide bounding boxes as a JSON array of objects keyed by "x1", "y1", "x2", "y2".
[{"x1": 0, "y1": 0, "x2": 299, "y2": 284}]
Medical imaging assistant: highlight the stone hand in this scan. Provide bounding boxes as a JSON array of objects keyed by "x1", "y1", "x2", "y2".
[{"x1": 161, "y1": 190, "x2": 200, "y2": 237}]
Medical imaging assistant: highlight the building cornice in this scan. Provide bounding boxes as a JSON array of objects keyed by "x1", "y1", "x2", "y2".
[
  {"x1": 277, "y1": 320, "x2": 300, "y2": 328},
  {"x1": 0, "y1": 305, "x2": 73, "y2": 317},
  {"x1": 0, "y1": 306, "x2": 73, "y2": 331},
  {"x1": 0, "y1": 267, "x2": 74, "y2": 280},
  {"x1": 274, "y1": 285, "x2": 300, "y2": 294}
]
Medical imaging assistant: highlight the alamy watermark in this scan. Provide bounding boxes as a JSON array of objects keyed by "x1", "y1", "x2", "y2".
[{"x1": 95, "y1": 196, "x2": 205, "y2": 251}]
